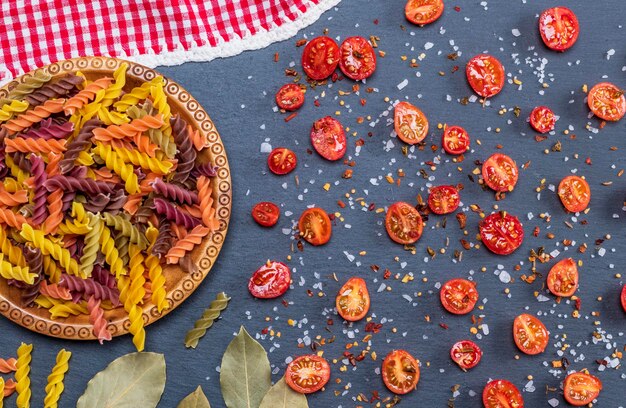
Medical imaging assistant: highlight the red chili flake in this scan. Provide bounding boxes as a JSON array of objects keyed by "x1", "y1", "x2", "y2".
[
  {"x1": 314, "y1": 100, "x2": 320, "y2": 107},
  {"x1": 365, "y1": 322, "x2": 383, "y2": 333},
  {"x1": 535, "y1": 135, "x2": 548, "y2": 142},
  {"x1": 295, "y1": 39, "x2": 307, "y2": 47},
  {"x1": 360, "y1": 98, "x2": 367, "y2": 106},
  {"x1": 328, "y1": 213, "x2": 336, "y2": 221},
  {"x1": 439, "y1": 323, "x2": 449, "y2": 330},
  {"x1": 373, "y1": 19, "x2": 379, "y2": 25},
  {"x1": 273, "y1": 53, "x2": 279, "y2": 62},
  {"x1": 337, "y1": 200, "x2": 346, "y2": 208},
  {"x1": 383, "y1": 269, "x2": 391, "y2": 279},
  {"x1": 327, "y1": 318, "x2": 334, "y2": 326},
  {"x1": 454, "y1": 6, "x2": 461, "y2": 12},
  {"x1": 575, "y1": 298, "x2": 581, "y2": 310},
  {"x1": 284, "y1": 113, "x2": 297, "y2": 122},
  {"x1": 331, "y1": 72, "x2": 339, "y2": 82},
  {"x1": 356, "y1": 138, "x2": 365, "y2": 147},
  {"x1": 533, "y1": 226, "x2": 540, "y2": 237},
  {"x1": 262, "y1": 327, "x2": 269, "y2": 335},
  {"x1": 282, "y1": 299, "x2": 289, "y2": 307},
  {"x1": 370, "y1": 264, "x2": 380, "y2": 272},
  {"x1": 285, "y1": 68, "x2": 298, "y2": 76},
  {"x1": 599, "y1": 121, "x2": 606, "y2": 129},
  {"x1": 585, "y1": 157, "x2": 592, "y2": 165},
  {"x1": 370, "y1": 391, "x2": 380, "y2": 403},
  {"x1": 368, "y1": 203, "x2": 376, "y2": 211},
  {"x1": 306, "y1": 289, "x2": 314, "y2": 297},
  {"x1": 451, "y1": 65, "x2": 459, "y2": 73}
]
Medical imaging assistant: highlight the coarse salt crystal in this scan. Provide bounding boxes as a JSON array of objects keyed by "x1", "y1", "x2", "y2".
[
  {"x1": 512, "y1": 28, "x2": 521, "y2": 37},
  {"x1": 397, "y1": 79, "x2": 409, "y2": 90},
  {"x1": 424, "y1": 42, "x2": 434, "y2": 50}
]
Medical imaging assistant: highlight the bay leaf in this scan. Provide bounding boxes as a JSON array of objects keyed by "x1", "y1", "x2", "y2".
[
  {"x1": 220, "y1": 326, "x2": 271, "y2": 408},
  {"x1": 259, "y1": 378, "x2": 308, "y2": 408},
  {"x1": 177, "y1": 386, "x2": 211, "y2": 408},
  {"x1": 77, "y1": 352, "x2": 166, "y2": 408}
]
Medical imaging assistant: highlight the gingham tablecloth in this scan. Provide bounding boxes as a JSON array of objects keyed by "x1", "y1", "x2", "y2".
[{"x1": 0, "y1": 0, "x2": 340, "y2": 84}]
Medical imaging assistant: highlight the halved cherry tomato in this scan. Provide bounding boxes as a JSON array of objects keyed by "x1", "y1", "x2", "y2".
[
  {"x1": 529, "y1": 106, "x2": 556, "y2": 133},
  {"x1": 558, "y1": 176, "x2": 590, "y2": 213},
  {"x1": 622, "y1": 285, "x2": 626, "y2": 313},
  {"x1": 482, "y1": 153, "x2": 519, "y2": 192},
  {"x1": 450, "y1": 340, "x2": 482, "y2": 371},
  {"x1": 301, "y1": 36, "x2": 340, "y2": 80},
  {"x1": 482, "y1": 379, "x2": 524, "y2": 408},
  {"x1": 479, "y1": 212, "x2": 524, "y2": 256},
  {"x1": 275, "y1": 84, "x2": 305, "y2": 111},
  {"x1": 248, "y1": 261, "x2": 291, "y2": 299},
  {"x1": 547, "y1": 258, "x2": 578, "y2": 297},
  {"x1": 466, "y1": 54, "x2": 505, "y2": 98},
  {"x1": 336, "y1": 277, "x2": 370, "y2": 322},
  {"x1": 298, "y1": 208, "x2": 332, "y2": 246},
  {"x1": 251, "y1": 202, "x2": 280, "y2": 227},
  {"x1": 513, "y1": 313, "x2": 548, "y2": 355},
  {"x1": 442, "y1": 125, "x2": 470, "y2": 155},
  {"x1": 394, "y1": 102, "x2": 429, "y2": 145},
  {"x1": 440, "y1": 278, "x2": 478, "y2": 315},
  {"x1": 587, "y1": 82, "x2": 625, "y2": 122},
  {"x1": 381, "y1": 350, "x2": 420, "y2": 395},
  {"x1": 539, "y1": 7, "x2": 579, "y2": 52},
  {"x1": 285, "y1": 355, "x2": 331, "y2": 394},
  {"x1": 428, "y1": 185, "x2": 460, "y2": 215},
  {"x1": 385, "y1": 202, "x2": 423, "y2": 245},
  {"x1": 268, "y1": 147, "x2": 297, "y2": 175},
  {"x1": 563, "y1": 372, "x2": 602, "y2": 406},
  {"x1": 310, "y1": 116, "x2": 347, "y2": 161},
  {"x1": 338, "y1": 36, "x2": 377, "y2": 80},
  {"x1": 404, "y1": 0, "x2": 444, "y2": 26}
]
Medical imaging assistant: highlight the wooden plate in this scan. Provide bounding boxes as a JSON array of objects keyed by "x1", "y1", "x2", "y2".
[{"x1": 0, "y1": 57, "x2": 232, "y2": 340}]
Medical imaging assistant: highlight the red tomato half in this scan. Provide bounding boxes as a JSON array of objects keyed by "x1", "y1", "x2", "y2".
[
  {"x1": 482, "y1": 379, "x2": 524, "y2": 408},
  {"x1": 622, "y1": 285, "x2": 626, "y2": 313},
  {"x1": 547, "y1": 258, "x2": 578, "y2": 297},
  {"x1": 381, "y1": 350, "x2": 420, "y2": 395},
  {"x1": 251, "y1": 202, "x2": 280, "y2": 227},
  {"x1": 482, "y1": 153, "x2": 519, "y2": 192},
  {"x1": 539, "y1": 7, "x2": 579, "y2": 51},
  {"x1": 428, "y1": 185, "x2": 460, "y2": 215},
  {"x1": 587, "y1": 82, "x2": 625, "y2": 122},
  {"x1": 450, "y1": 340, "x2": 482, "y2": 371},
  {"x1": 385, "y1": 202, "x2": 423, "y2": 245},
  {"x1": 440, "y1": 278, "x2": 479, "y2": 315},
  {"x1": 338, "y1": 36, "x2": 377, "y2": 80},
  {"x1": 479, "y1": 212, "x2": 524, "y2": 256},
  {"x1": 275, "y1": 84, "x2": 305, "y2": 111},
  {"x1": 394, "y1": 102, "x2": 429, "y2": 145},
  {"x1": 301, "y1": 36, "x2": 340, "y2": 80},
  {"x1": 248, "y1": 261, "x2": 291, "y2": 299},
  {"x1": 513, "y1": 313, "x2": 548, "y2": 355},
  {"x1": 268, "y1": 147, "x2": 297, "y2": 175},
  {"x1": 563, "y1": 372, "x2": 602, "y2": 406},
  {"x1": 558, "y1": 176, "x2": 590, "y2": 213},
  {"x1": 298, "y1": 208, "x2": 332, "y2": 246},
  {"x1": 336, "y1": 277, "x2": 370, "y2": 322},
  {"x1": 529, "y1": 106, "x2": 556, "y2": 133},
  {"x1": 442, "y1": 125, "x2": 470, "y2": 155},
  {"x1": 404, "y1": 0, "x2": 444, "y2": 25},
  {"x1": 310, "y1": 116, "x2": 347, "y2": 161},
  {"x1": 285, "y1": 355, "x2": 331, "y2": 394},
  {"x1": 466, "y1": 54, "x2": 505, "y2": 98}
]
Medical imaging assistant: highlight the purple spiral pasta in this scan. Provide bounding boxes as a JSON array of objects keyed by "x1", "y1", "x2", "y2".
[
  {"x1": 170, "y1": 115, "x2": 196, "y2": 183},
  {"x1": 21, "y1": 118, "x2": 74, "y2": 140},
  {"x1": 61, "y1": 191, "x2": 76, "y2": 213},
  {"x1": 29, "y1": 154, "x2": 48, "y2": 225},
  {"x1": 92, "y1": 264, "x2": 116, "y2": 289},
  {"x1": 191, "y1": 163, "x2": 218, "y2": 178},
  {"x1": 152, "y1": 218, "x2": 174, "y2": 258},
  {"x1": 154, "y1": 197, "x2": 200, "y2": 229},
  {"x1": 152, "y1": 177, "x2": 198, "y2": 205},
  {"x1": 21, "y1": 246, "x2": 44, "y2": 306},
  {"x1": 83, "y1": 190, "x2": 127, "y2": 214},
  {"x1": 24, "y1": 74, "x2": 84, "y2": 106},
  {"x1": 134, "y1": 196, "x2": 155, "y2": 225},
  {"x1": 59, "y1": 274, "x2": 121, "y2": 307},
  {"x1": 12, "y1": 152, "x2": 32, "y2": 173},
  {"x1": 44, "y1": 175, "x2": 115, "y2": 195},
  {"x1": 59, "y1": 118, "x2": 103, "y2": 174},
  {"x1": 68, "y1": 237, "x2": 85, "y2": 260}
]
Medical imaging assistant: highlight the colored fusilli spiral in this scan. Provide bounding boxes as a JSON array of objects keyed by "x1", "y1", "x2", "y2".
[
  {"x1": 43, "y1": 348, "x2": 71, "y2": 408},
  {"x1": 64, "y1": 77, "x2": 113, "y2": 116},
  {"x1": 24, "y1": 74, "x2": 83, "y2": 106},
  {"x1": 170, "y1": 115, "x2": 196, "y2": 183},
  {"x1": 92, "y1": 113, "x2": 163, "y2": 141},
  {"x1": 145, "y1": 226, "x2": 167, "y2": 313},
  {"x1": 15, "y1": 342, "x2": 32, "y2": 408},
  {"x1": 197, "y1": 175, "x2": 220, "y2": 231},
  {"x1": 0, "y1": 70, "x2": 52, "y2": 104},
  {"x1": 98, "y1": 222, "x2": 127, "y2": 278},
  {"x1": 22, "y1": 119, "x2": 74, "y2": 140},
  {"x1": 3, "y1": 98, "x2": 66, "y2": 135},
  {"x1": 113, "y1": 76, "x2": 164, "y2": 112},
  {"x1": 92, "y1": 143, "x2": 140, "y2": 194},
  {"x1": 87, "y1": 296, "x2": 112, "y2": 344},
  {"x1": 154, "y1": 198, "x2": 201, "y2": 229},
  {"x1": 0, "y1": 253, "x2": 35, "y2": 284},
  {"x1": 112, "y1": 145, "x2": 173, "y2": 175},
  {"x1": 0, "y1": 100, "x2": 29, "y2": 122},
  {"x1": 165, "y1": 225, "x2": 210, "y2": 264},
  {"x1": 19, "y1": 224, "x2": 82, "y2": 278},
  {"x1": 184, "y1": 292, "x2": 230, "y2": 348}
]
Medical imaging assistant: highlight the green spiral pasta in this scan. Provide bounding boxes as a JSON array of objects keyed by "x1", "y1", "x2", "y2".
[
  {"x1": 43, "y1": 349, "x2": 71, "y2": 408},
  {"x1": 0, "y1": 70, "x2": 52, "y2": 105},
  {"x1": 184, "y1": 292, "x2": 231, "y2": 348},
  {"x1": 102, "y1": 212, "x2": 149, "y2": 249},
  {"x1": 79, "y1": 213, "x2": 101, "y2": 277},
  {"x1": 114, "y1": 234, "x2": 130, "y2": 267}
]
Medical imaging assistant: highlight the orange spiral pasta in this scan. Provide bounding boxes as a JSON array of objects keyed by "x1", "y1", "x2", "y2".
[
  {"x1": 39, "y1": 281, "x2": 72, "y2": 301},
  {"x1": 5, "y1": 138, "x2": 67, "y2": 154},
  {"x1": 165, "y1": 225, "x2": 210, "y2": 264},
  {"x1": 3, "y1": 378, "x2": 16, "y2": 397},
  {"x1": 87, "y1": 296, "x2": 111, "y2": 344},
  {"x1": 0, "y1": 184, "x2": 28, "y2": 207},
  {"x1": 43, "y1": 189, "x2": 64, "y2": 234},
  {"x1": 132, "y1": 132, "x2": 160, "y2": 157},
  {"x1": 0, "y1": 357, "x2": 17, "y2": 373},
  {"x1": 196, "y1": 175, "x2": 219, "y2": 232},
  {"x1": 0, "y1": 207, "x2": 30, "y2": 229},
  {"x1": 92, "y1": 114, "x2": 163, "y2": 141},
  {"x1": 2, "y1": 98, "x2": 66, "y2": 134},
  {"x1": 64, "y1": 77, "x2": 113, "y2": 116},
  {"x1": 45, "y1": 152, "x2": 62, "y2": 176},
  {"x1": 187, "y1": 124, "x2": 209, "y2": 151}
]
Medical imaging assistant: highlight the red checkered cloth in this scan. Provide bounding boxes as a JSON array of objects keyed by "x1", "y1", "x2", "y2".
[{"x1": 0, "y1": 0, "x2": 339, "y2": 83}]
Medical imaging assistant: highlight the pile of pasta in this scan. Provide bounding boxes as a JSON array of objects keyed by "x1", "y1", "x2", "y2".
[{"x1": 0, "y1": 63, "x2": 219, "y2": 351}]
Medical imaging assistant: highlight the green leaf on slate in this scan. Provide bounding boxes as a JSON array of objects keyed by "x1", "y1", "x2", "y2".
[
  {"x1": 259, "y1": 378, "x2": 309, "y2": 408},
  {"x1": 220, "y1": 326, "x2": 271, "y2": 408},
  {"x1": 177, "y1": 386, "x2": 211, "y2": 408},
  {"x1": 76, "y1": 352, "x2": 166, "y2": 408}
]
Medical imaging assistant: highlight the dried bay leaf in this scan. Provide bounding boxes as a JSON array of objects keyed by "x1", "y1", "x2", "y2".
[
  {"x1": 177, "y1": 386, "x2": 211, "y2": 408},
  {"x1": 220, "y1": 326, "x2": 271, "y2": 408},
  {"x1": 77, "y1": 352, "x2": 166, "y2": 408},
  {"x1": 259, "y1": 378, "x2": 309, "y2": 408}
]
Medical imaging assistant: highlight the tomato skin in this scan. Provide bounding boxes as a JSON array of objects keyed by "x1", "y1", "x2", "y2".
[
  {"x1": 428, "y1": 185, "x2": 460, "y2": 215},
  {"x1": 381, "y1": 350, "x2": 420, "y2": 395},
  {"x1": 336, "y1": 277, "x2": 370, "y2": 322},
  {"x1": 394, "y1": 101, "x2": 429, "y2": 145},
  {"x1": 479, "y1": 212, "x2": 524, "y2": 256},
  {"x1": 482, "y1": 379, "x2": 524, "y2": 408},
  {"x1": 466, "y1": 54, "x2": 505, "y2": 98},
  {"x1": 285, "y1": 355, "x2": 331, "y2": 394},
  {"x1": 442, "y1": 125, "x2": 470, "y2": 155},
  {"x1": 251, "y1": 202, "x2": 280, "y2": 227},
  {"x1": 563, "y1": 372, "x2": 602, "y2": 406},
  {"x1": 248, "y1": 261, "x2": 291, "y2": 299},
  {"x1": 558, "y1": 176, "x2": 590, "y2": 213},
  {"x1": 482, "y1": 153, "x2": 519, "y2": 192},
  {"x1": 275, "y1": 84, "x2": 305, "y2": 111},
  {"x1": 539, "y1": 7, "x2": 579, "y2": 52},
  {"x1": 440, "y1": 278, "x2": 479, "y2": 315},
  {"x1": 338, "y1": 36, "x2": 377, "y2": 80},
  {"x1": 622, "y1": 285, "x2": 626, "y2": 313},
  {"x1": 547, "y1": 258, "x2": 578, "y2": 297},
  {"x1": 301, "y1": 36, "x2": 340, "y2": 80},
  {"x1": 450, "y1": 340, "x2": 482, "y2": 371},
  {"x1": 298, "y1": 208, "x2": 332, "y2": 246},
  {"x1": 587, "y1": 82, "x2": 625, "y2": 122},
  {"x1": 405, "y1": 0, "x2": 444, "y2": 26},
  {"x1": 268, "y1": 147, "x2": 297, "y2": 175},
  {"x1": 529, "y1": 106, "x2": 556, "y2": 133},
  {"x1": 385, "y1": 202, "x2": 424, "y2": 245},
  {"x1": 310, "y1": 116, "x2": 347, "y2": 161},
  {"x1": 513, "y1": 313, "x2": 549, "y2": 355}
]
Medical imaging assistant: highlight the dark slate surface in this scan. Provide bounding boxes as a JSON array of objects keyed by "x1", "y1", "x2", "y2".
[{"x1": 1, "y1": 1, "x2": 625, "y2": 407}]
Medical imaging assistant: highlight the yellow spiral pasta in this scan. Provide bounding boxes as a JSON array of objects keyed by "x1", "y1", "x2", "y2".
[
  {"x1": 113, "y1": 76, "x2": 164, "y2": 112},
  {"x1": 150, "y1": 82, "x2": 173, "y2": 140},
  {"x1": 63, "y1": 77, "x2": 113, "y2": 116},
  {"x1": 92, "y1": 143, "x2": 140, "y2": 194},
  {"x1": 3, "y1": 177, "x2": 22, "y2": 193},
  {"x1": 112, "y1": 144, "x2": 173, "y2": 175},
  {"x1": 144, "y1": 226, "x2": 167, "y2": 313},
  {"x1": 42, "y1": 255, "x2": 62, "y2": 284},
  {"x1": 19, "y1": 224, "x2": 82, "y2": 278},
  {"x1": 49, "y1": 302, "x2": 88, "y2": 319},
  {"x1": 0, "y1": 224, "x2": 26, "y2": 267},
  {"x1": 0, "y1": 376, "x2": 4, "y2": 407},
  {"x1": 70, "y1": 202, "x2": 88, "y2": 224},
  {"x1": 5, "y1": 137, "x2": 67, "y2": 154},
  {"x1": 118, "y1": 243, "x2": 146, "y2": 351},
  {"x1": 57, "y1": 219, "x2": 91, "y2": 235},
  {"x1": 15, "y1": 342, "x2": 32, "y2": 408},
  {"x1": 43, "y1": 349, "x2": 71, "y2": 408},
  {"x1": 97, "y1": 108, "x2": 129, "y2": 126},
  {"x1": 4, "y1": 156, "x2": 28, "y2": 185},
  {"x1": 0, "y1": 100, "x2": 29, "y2": 122},
  {"x1": 0, "y1": 253, "x2": 34, "y2": 284},
  {"x1": 92, "y1": 113, "x2": 163, "y2": 141},
  {"x1": 3, "y1": 98, "x2": 65, "y2": 135},
  {"x1": 98, "y1": 221, "x2": 128, "y2": 278},
  {"x1": 100, "y1": 63, "x2": 127, "y2": 109}
]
